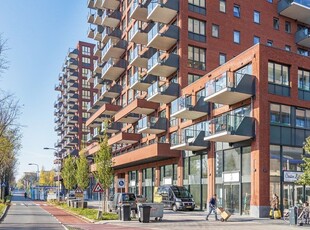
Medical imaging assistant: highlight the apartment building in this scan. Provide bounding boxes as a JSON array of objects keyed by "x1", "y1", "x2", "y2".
[
  {"x1": 85, "y1": 0, "x2": 310, "y2": 217},
  {"x1": 54, "y1": 41, "x2": 95, "y2": 162}
]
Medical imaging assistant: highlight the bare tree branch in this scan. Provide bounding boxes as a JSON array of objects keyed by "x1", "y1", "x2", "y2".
[{"x1": 0, "y1": 33, "x2": 9, "y2": 75}]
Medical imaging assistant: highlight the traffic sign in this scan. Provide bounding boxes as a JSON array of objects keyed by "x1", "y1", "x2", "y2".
[
  {"x1": 92, "y1": 182, "x2": 104, "y2": 193},
  {"x1": 118, "y1": 178, "x2": 125, "y2": 188},
  {"x1": 75, "y1": 187, "x2": 83, "y2": 194}
]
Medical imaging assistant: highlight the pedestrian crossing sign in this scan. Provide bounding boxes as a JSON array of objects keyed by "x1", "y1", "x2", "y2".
[{"x1": 92, "y1": 182, "x2": 104, "y2": 193}]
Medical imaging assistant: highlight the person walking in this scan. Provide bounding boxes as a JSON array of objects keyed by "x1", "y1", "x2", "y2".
[
  {"x1": 206, "y1": 194, "x2": 219, "y2": 221},
  {"x1": 270, "y1": 193, "x2": 279, "y2": 219}
]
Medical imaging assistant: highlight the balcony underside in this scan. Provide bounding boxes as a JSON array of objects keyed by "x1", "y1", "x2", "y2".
[
  {"x1": 94, "y1": 33, "x2": 102, "y2": 42},
  {"x1": 102, "y1": 47, "x2": 125, "y2": 62},
  {"x1": 170, "y1": 143, "x2": 207, "y2": 151},
  {"x1": 171, "y1": 108, "x2": 207, "y2": 120},
  {"x1": 204, "y1": 89, "x2": 252, "y2": 105},
  {"x1": 118, "y1": 116, "x2": 140, "y2": 124},
  {"x1": 87, "y1": 14, "x2": 95, "y2": 23},
  {"x1": 108, "y1": 132, "x2": 141, "y2": 145},
  {"x1": 147, "y1": 5, "x2": 177, "y2": 24},
  {"x1": 137, "y1": 127, "x2": 165, "y2": 134},
  {"x1": 131, "y1": 6, "x2": 148, "y2": 22},
  {"x1": 130, "y1": 31, "x2": 148, "y2": 45},
  {"x1": 130, "y1": 81, "x2": 151, "y2": 91},
  {"x1": 278, "y1": 1, "x2": 310, "y2": 24},
  {"x1": 296, "y1": 35, "x2": 310, "y2": 47},
  {"x1": 86, "y1": 103, "x2": 121, "y2": 127},
  {"x1": 130, "y1": 56, "x2": 148, "y2": 68},
  {"x1": 102, "y1": 17, "x2": 120, "y2": 28},
  {"x1": 88, "y1": 30, "x2": 95, "y2": 39},
  {"x1": 102, "y1": 0, "x2": 120, "y2": 10},
  {"x1": 147, "y1": 35, "x2": 177, "y2": 51},
  {"x1": 204, "y1": 131, "x2": 252, "y2": 143},
  {"x1": 147, "y1": 63, "x2": 177, "y2": 78},
  {"x1": 101, "y1": 90, "x2": 120, "y2": 98},
  {"x1": 148, "y1": 93, "x2": 177, "y2": 104},
  {"x1": 112, "y1": 143, "x2": 180, "y2": 169},
  {"x1": 102, "y1": 66, "x2": 125, "y2": 81}
]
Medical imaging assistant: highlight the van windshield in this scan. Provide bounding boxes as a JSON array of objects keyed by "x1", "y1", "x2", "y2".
[{"x1": 171, "y1": 186, "x2": 192, "y2": 198}]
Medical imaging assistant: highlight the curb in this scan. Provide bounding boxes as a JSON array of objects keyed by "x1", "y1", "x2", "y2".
[{"x1": 0, "y1": 204, "x2": 10, "y2": 222}]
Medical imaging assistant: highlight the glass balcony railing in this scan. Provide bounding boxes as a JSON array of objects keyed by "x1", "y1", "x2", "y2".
[
  {"x1": 171, "y1": 96, "x2": 192, "y2": 115},
  {"x1": 148, "y1": 51, "x2": 163, "y2": 70},
  {"x1": 148, "y1": 82, "x2": 166, "y2": 98},
  {"x1": 171, "y1": 129, "x2": 203, "y2": 147},
  {"x1": 148, "y1": 22, "x2": 164, "y2": 43},
  {"x1": 205, "y1": 72, "x2": 228, "y2": 98}
]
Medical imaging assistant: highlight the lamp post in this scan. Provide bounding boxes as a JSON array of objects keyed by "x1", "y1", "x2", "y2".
[
  {"x1": 44, "y1": 147, "x2": 61, "y2": 201},
  {"x1": 28, "y1": 163, "x2": 39, "y2": 182}
]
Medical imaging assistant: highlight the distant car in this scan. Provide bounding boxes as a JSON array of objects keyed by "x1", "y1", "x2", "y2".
[{"x1": 65, "y1": 193, "x2": 76, "y2": 200}]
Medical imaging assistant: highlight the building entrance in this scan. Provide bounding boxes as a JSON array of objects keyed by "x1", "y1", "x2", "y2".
[{"x1": 223, "y1": 183, "x2": 240, "y2": 214}]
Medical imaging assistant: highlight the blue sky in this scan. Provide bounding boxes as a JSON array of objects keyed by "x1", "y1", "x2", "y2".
[{"x1": 0, "y1": 1, "x2": 93, "y2": 180}]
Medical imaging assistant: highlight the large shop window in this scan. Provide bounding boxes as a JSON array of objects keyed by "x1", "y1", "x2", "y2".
[{"x1": 268, "y1": 62, "x2": 290, "y2": 96}]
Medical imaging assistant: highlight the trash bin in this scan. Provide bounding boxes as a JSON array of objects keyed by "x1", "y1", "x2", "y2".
[
  {"x1": 139, "y1": 205, "x2": 151, "y2": 223},
  {"x1": 289, "y1": 207, "x2": 297, "y2": 225},
  {"x1": 120, "y1": 204, "x2": 131, "y2": 221}
]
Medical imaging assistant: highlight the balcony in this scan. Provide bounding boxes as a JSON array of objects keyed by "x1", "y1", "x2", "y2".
[
  {"x1": 147, "y1": 82, "x2": 179, "y2": 104},
  {"x1": 67, "y1": 58, "x2": 78, "y2": 70},
  {"x1": 87, "y1": 0, "x2": 95, "y2": 9},
  {"x1": 67, "y1": 93, "x2": 78, "y2": 103},
  {"x1": 204, "y1": 72, "x2": 255, "y2": 105},
  {"x1": 129, "y1": 22, "x2": 148, "y2": 45},
  {"x1": 67, "y1": 115, "x2": 78, "y2": 125},
  {"x1": 93, "y1": 9, "x2": 103, "y2": 25},
  {"x1": 68, "y1": 48, "x2": 78, "y2": 59},
  {"x1": 117, "y1": 113, "x2": 140, "y2": 124},
  {"x1": 204, "y1": 114, "x2": 255, "y2": 143},
  {"x1": 130, "y1": 72, "x2": 157, "y2": 91},
  {"x1": 67, "y1": 71, "x2": 78, "y2": 81},
  {"x1": 101, "y1": 9, "x2": 121, "y2": 28},
  {"x1": 112, "y1": 142, "x2": 180, "y2": 169},
  {"x1": 100, "y1": 83, "x2": 122, "y2": 98},
  {"x1": 171, "y1": 96, "x2": 209, "y2": 120},
  {"x1": 130, "y1": 1, "x2": 148, "y2": 21},
  {"x1": 87, "y1": 102, "x2": 97, "y2": 113},
  {"x1": 102, "y1": 122, "x2": 122, "y2": 134},
  {"x1": 147, "y1": 52, "x2": 179, "y2": 77},
  {"x1": 87, "y1": 26, "x2": 95, "y2": 39},
  {"x1": 67, "y1": 82, "x2": 78, "y2": 93},
  {"x1": 114, "y1": 98, "x2": 159, "y2": 123},
  {"x1": 129, "y1": 46, "x2": 156, "y2": 68},
  {"x1": 102, "y1": 0, "x2": 120, "y2": 10},
  {"x1": 147, "y1": 23, "x2": 179, "y2": 51},
  {"x1": 92, "y1": 93, "x2": 110, "y2": 108},
  {"x1": 101, "y1": 58, "x2": 127, "y2": 81},
  {"x1": 87, "y1": 11, "x2": 95, "y2": 23},
  {"x1": 86, "y1": 102, "x2": 121, "y2": 127},
  {"x1": 101, "y1": 39, "x2": 127, "y2": 62},
  {"x1": 137, "y1": 116, "x2": 167, "y2": 134},
  {"x1": 295, "y1": 28, "x2": 310, "y2": 47},
  {"x1": 94, "y1": 25, "x2": 105, "y2": 42},
  {"x1": 278, "y1": 0, "x2": 310, "y2": 24},
  {"x1": 108, "y1": 132, "x2": 141, "y2": 145},
  {"x1": 94, "y1": 59, "x2": 104, "y2": 73},
  {"x1": 171, "y1": 129, "x2": 209, "y2": 151},
  {"x1": 94, "y1": 42, "x2": 104, "y2": 58},
  {"x1": 101, "y1": 27, "x2": 121, "y2": 44},
  {"x1": 147, "y1": 0, "x2": 179, "y2": 23}
]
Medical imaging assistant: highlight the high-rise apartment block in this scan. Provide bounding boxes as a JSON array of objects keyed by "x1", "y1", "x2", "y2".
[
  {"x1": 54, "y1": 41, "x2": 95, "y2": 159},
  {"x1": 83, "y1": 0, "x2": 310, "y2": 217}
]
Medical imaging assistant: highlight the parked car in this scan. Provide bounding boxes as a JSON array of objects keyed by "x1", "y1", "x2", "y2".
[
  {"x1": 155, "y1": 185, "x2": 195, "y2": 211},
  {"x1": 110, "y1": 193, "x2": 137, "y2": 213}
]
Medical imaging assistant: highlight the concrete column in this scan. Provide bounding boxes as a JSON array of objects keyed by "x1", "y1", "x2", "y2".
[
  {"x1": 177, "y1": 154, "x2": 183, "y2": 186},
  {"x1": 155, "y1": 167, "x2": 160, "y2": 187},
  {"x1": 138, "y1": 169, "x2": 143, "y2": 195}
]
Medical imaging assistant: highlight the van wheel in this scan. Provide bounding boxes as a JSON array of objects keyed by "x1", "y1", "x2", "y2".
[{"x1": 172, "y1": 204, "x2": 177, "y2": 212}]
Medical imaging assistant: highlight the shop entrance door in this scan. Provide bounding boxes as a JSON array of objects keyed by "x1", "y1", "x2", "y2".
[
  {"x1": 223, "y1": 184, "x2": 240, "y2": 214},
  {"x1": 282, "y1": 183, "x2": 304, "y2": 209}
]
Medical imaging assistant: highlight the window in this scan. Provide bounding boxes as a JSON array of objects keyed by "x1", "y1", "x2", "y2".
[
  {"x1": 296, "y1": 109, "x2": 306, "y2": 128},
  {"x1": 233, "y1": 30, "x2": 240, "y2": 44},
  {"x1": 219, "y1": 53, "x2": 226, "y2": 65},
  {"x1": 82, "y1": 57, "x2": 90, "y2": 64},
  {"x1": 254, "y1": 11, "x2": 260, "y2": 24},
  {"x1": 212, "y1": 24, "x2": 219, "y2": 38},
  {"x1": 267, "y1": 40, "x2": 273, "y2": 46},
  {"x1": 297, "y1": 48, "x2": 309, "y2": 57},
  {"x1": 82, "y1": 68, "x2": 89, "y2": 77},
  {"x1": 188, "y1": 0, "x2": 206, "y2": 15},
  {"x1": 188, "y1": 73, "x2": 202, "y2": 85},
  {"x1": 285, "y1": 21, "x2": 291, "y2": 33},
  {"x1": 285, "y1": 45, "x2": 291, "y2": 51},
  {"x1": 298, "y1": 69, "x2": 310, "y2": 91},
  {"x1": 82, "y1": 46, "x2": 91, "y2": 56},
  {"x1": 219, "y1": 0, "x2": 226, "y2": 12},
  {"x1": 270, "y1": 103, "x2": 291, "y2": 126},
  {"x1": 188, "y1": 18, "x2": 206, "y2": 42},
  {"x1": 233, "y1": 5, "x2": 240, "y2": 18},
  {"x1": 254, "y1": 36, "x2": 260, "y2": 44},
  {"x1": 188, "y1": 46, "x2": 206, "y2": 70},
  {"x1": 273, "y1": 18, "x2": 279, "y2": 30},
  {"x1": 268, "y1": 62, "x2": 289, "y2": 86}
]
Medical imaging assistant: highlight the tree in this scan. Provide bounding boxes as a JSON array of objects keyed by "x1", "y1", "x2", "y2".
[
  {"x1": 76, "y1": 151, "x2": 90, "y2": 208},
  {"x1": 39, "y1": 168, "x2": 55, "y2": 186},
  {"x1": 297, "y1": 136, "x2": 310, "y2": 185},
  {"x1": 0, "y1": 34, "x2": 9, "y2": 75},
  {"x1": 94, "y1": 120, "x2": 113, "y2": 214},
  {"x1": 61, "y1": 155, "x2": 77, "y2": 194}
]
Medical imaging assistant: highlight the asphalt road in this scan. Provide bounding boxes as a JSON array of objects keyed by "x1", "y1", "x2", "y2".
[{"x1": 0, "y1": 191, "x2": 65, "y2": 230}]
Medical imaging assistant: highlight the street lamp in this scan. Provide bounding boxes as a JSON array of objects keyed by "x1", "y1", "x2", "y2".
[
  {"x1": 28, "y1": 163, "x2": 39, "y2": 182},
  {"x1": 44, "y1": 147, "x2": 61, "y2": 201}
]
